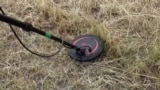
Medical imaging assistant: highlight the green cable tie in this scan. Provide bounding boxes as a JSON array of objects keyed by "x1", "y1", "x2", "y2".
[{"x1": 45, "y1": 32, "x2": 52, "y2": 39}]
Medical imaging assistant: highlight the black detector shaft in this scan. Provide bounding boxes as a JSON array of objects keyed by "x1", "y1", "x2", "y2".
[{"x1": 0, "y1": 13, "x2": 78, "y2": 49}]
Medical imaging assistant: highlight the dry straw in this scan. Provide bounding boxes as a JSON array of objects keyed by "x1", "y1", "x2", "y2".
[{"x1": 0, "y1": 0, "x2": 160, "y2": 89}]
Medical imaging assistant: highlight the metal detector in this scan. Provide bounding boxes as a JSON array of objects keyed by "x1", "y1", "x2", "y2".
[{"x1": 0, "y1": 7, "x2": 104, "y2": 61}]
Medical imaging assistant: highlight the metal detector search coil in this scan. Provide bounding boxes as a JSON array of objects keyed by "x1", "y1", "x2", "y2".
[{"x1": 68, "y1": 35, "x2": 104, "y2": 61}]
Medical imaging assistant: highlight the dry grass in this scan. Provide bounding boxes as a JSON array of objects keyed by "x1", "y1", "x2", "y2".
[{"x1": 0, "y1": 0, "x2": 160, "y2": 90}]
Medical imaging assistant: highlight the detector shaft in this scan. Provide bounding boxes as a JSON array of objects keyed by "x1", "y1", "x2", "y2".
[{"x1": 0, "y1": 13, "x2": 78, "y2": 49}]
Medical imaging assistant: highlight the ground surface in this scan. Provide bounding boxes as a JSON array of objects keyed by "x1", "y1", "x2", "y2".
[{"x1": 0, "y1": 0, "x2": 160, "y2": 90}]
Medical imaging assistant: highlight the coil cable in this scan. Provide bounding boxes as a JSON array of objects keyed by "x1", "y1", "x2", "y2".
[{"x1": 0, "y1": 7, "x2": 63, "y2": 58}]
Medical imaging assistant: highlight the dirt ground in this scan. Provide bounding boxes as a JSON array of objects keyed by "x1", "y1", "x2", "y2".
[{"x1": 0, "y1": 0, "x2": 160, "y2": 90}]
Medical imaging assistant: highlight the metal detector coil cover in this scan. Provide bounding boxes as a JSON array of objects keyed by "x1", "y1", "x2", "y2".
[{"x1": 68, "y1": 35, "x2": 104, "y2": 61}]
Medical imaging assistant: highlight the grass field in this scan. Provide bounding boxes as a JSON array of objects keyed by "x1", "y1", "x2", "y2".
[{"x1": 0, "y1": 0, "x2": 160, "y2": 90}]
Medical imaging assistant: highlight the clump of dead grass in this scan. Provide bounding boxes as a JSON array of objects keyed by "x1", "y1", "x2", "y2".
[{"x1": 33, "y1": 0, "x2": 121, "y2": 56}]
